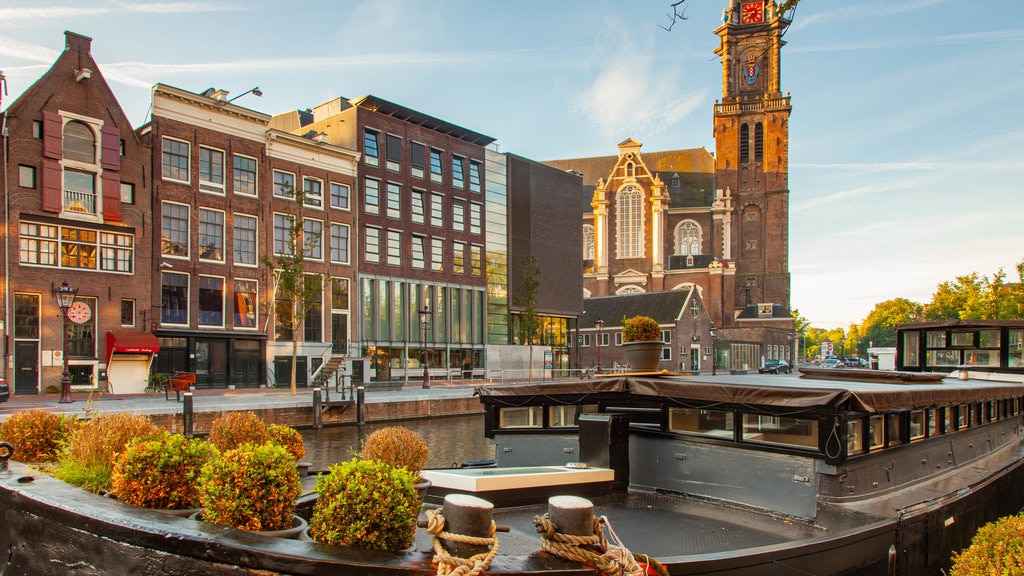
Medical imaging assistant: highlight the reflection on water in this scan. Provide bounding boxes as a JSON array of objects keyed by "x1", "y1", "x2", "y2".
[{"x1": 299, "y1": 414, "x2": 495, "y2": 471}]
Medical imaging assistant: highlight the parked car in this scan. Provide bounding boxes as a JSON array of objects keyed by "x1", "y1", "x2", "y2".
[
  {"x1": 0, "y1": 376, "x2": 8, "y2": 402},
  {"x1": 759, "y1": 359, "x2": 791, "y2": 374},
  {"x1": 844, "y1": 357, "x2": 869, "y2": 368},
  {"x1": 818, "y1": 358, "x2": 844, "y2": 369}
]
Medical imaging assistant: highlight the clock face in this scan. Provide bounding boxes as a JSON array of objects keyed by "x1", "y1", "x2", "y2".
[
  {"x1": 741, "y1": 1, "x2": 764, "y2": 24},
  {"x1": 67, "y1": 301, "x2": 91, "y2": 324}
]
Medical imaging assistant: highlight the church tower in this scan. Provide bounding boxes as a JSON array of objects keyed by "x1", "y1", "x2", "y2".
[{"x1": 713, "y1": 0, "x2": 792, "y2": 317}]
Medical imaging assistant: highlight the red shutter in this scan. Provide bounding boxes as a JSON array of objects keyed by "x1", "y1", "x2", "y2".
[
  {"x1": 101, "y1": 125, "x2": 120, "y2": 170},
  {"x1": 102, "y1": 172, "x2": 121, "y2": 222},
  {"x1": 41, "y1": 159, "x2": 62, "y2": 212},
  {"x1": 42, "y1": 111, "x2": 62, "y2": 159}
]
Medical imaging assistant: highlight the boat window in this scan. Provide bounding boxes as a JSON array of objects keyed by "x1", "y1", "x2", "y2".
[
  {"x1": 668, "y1": 408, "x2": 734, "y2": 438},
  {"x1": 932, "y1": 408, "x2": 945, "y2": 436},
  {"x1": 846, "y1": 419, "x2": 863, "y2": 454},
  {"x1": 868, "y1": 415, "x2": 884, "y2": 451},
  {"x1": 910, "y1": 410, "x2": 926, "y2": 441},
  {"x1": 903, "y1": 331, "x2": 920, "y2": 367},
  {"x1": 548, "y1": 405, "x2": 578, "y2": 428},
  {"x1": 1009, "y1": 398, "x2": 1020, "y2": 416},
  {"x1": 956, "y1": 405, "x2": 968, "y2": 430},
  {"x1": 886, "y1": 413, "x2": 904, "y2": 447},
  {"x1": 1008, "y1": 330, "x2": 1022, "y2": 368},
  {"x1": 498, "y1": 406, "x2": 543, "y2": 428},
  {"x1": 741, "y1": 415, "x2": 818, "y2": 449},
  {"x1": 974, "y1": 403, "x2": 984, "y2": 426},
  {"x1": 926, "y1": 331, "x2": 946, "y2": 347},
  {"x1": 978, "y1": 330, "x2": 1000, "y2": 348},
  {"x1": 964, "y1": 349, "x2": 1000, "y2": 367},
  {"x1": 951, "y1": 332, "x2": 973, "y2": 347},
  {"x1": 926, "y1": 349, "x2": 960, "y2": 367}
]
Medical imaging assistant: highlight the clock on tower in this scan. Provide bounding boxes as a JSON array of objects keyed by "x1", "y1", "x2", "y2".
[{"x1": 740, "y1": 1, "x2": 764, "y2": 24}]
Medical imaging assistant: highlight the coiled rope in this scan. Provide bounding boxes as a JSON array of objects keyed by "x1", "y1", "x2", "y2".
[
  {"x1": 532, "y1": 513, "x2": 669, "y2": 576},
  {"x1": 424, "y1": 508, "x2": 500, "y2": 576}
]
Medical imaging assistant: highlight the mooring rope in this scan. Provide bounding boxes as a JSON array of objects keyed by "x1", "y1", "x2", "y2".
[
  {"x1": 533, "y1": 513, "x2": 669, "y2": 576},
  {"x1": 424, "y1": 508, "x2": 500, "y2": 576}
]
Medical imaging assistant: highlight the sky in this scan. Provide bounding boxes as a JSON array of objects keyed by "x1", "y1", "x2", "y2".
[{"x1": 2, "y1": 0, "x2": 1022, "y2": 330}]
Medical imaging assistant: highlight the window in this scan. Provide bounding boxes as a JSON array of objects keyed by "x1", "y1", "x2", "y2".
[
  {"x1": 739, "y1": 123, "x2": 750, "y2": 163},
  {"x1": 430, "y1": 193, "x2": 444, "y2": 227},
  {"x1": 303, "y1": 219, "x2": 323, "y2": 260},
  {"x1": 198, "y1": 208, "x2": 224, "y2": 261},
  {"x1": 365, "y1": 178, "x2": 380, "y2": 214},
  {"x1": 233, "y1": 155, "x2": 257, "y2": 196},
  {"x1": 273, "y1": 170, "x2": 295, "y2": 198},
  {"x1": 121, "y1": 299, "x2": 135, "y2": 326},
  {"x1": 470, "y1": 244, "x2": 482, "y2": 276},
  {"x1": 386, "y1": 230, "x2": 401, "y2": 266},
  {"x1": 120, "y1": 182, "x2": 134, "y2": 204},
  {"x1": 431, "y1": 238, "x2": 444, "y2": 271},
  {"x1": 744, "y1": 239, "x2": 758, "y2": 251},
  {"x1": 452, "y1": 198, "x2": 466, "y2": 232},
  {"x1": 303, "y1": 177, "x2": 323, "y2": 208},
  {"x1": 233, "y1": 214, "x2": 257, "y2": 266},
  {"x1": 583, "y1": 226, "x2": 595, "y2": 260},
  {"x1": 1009, "y1": 330, "x2": 1023, "y2": 368},
  {"x1": 411, "y1": 189, "x2": 426, "y2": 223},
  {"x1": 410, "y1": 142, "x2": 426, "y2": 177},
  {"x1": 274, "y1": 292, "x2": 293, "y2": 341},
  {"x1": 616, "y1": 185, "x2": 643, "y2": 258},
  {"x1": 754, "y1": 122, "x2": 764, "y2": 162},
  {"x1": 19, "y1": 165, "x2": 35, "y2": 188},
  {"x1": 675, "y1": 221, "x2": 701, "y2": 255},
  {"x1": 385, "y1": 134, "x2": 401, "y2": 171},
  {"x1": 161, "y1": 272, "x2": 189, "y2": 325},
  {"x1": 20, "y1": 222, "x2": 131, "y2": 272},
  {"x1": 161, "y1": 137, "x2": 190, "y2": 183},
  {"x1": 63, "y1": 121, "x2": 95, "y2": 163},
  {"x1": 273, "y1": 213, "x2": 294, "y2": 256},
  {"x1": 304, "y1": 275, "x2": 323, "y2": 342},
  {"x1": 742, "y1": 415, "x2": 818, "y2": 449},
  {"x1": 161, "y1": 202, "x2": 189, "y2": 257},
  {"x1": 330, "y1": 223, "x2": 350, "y2": 263},
  {"x1": 198, "y1": 276, "x2": 224, "y2": 326},
  {"x1": 903, "y1": 331, "x2": 920, "y2": 367},
  {"x1": 453, "y1": 241, "x2": 466, "y2": 274},
  {"x1": 199, "y1": 146, "x2": 224, "y2": 194},
  {"x1": 469, "y1": 203, "x2": 482, "y2": 235},
  {"x1": 452, "y1": 155, "x2": 465, "y2": 188},
  {"x1": 429, "y1": 148, "x2": 443, "y2": 182},
  {"x1": 691, "y1": 300, "x2": 700, "y2": 318},
  {"x1": 363, "y1": 129, "x2": 379, "y2": 166},
  {"x1": 99, "y1": 231, "x2": 133, "y2": 272},
  {"x1": 660, "y1": 346, "x2": 672, "y2": 360},
  {"x1": 669, "y1": 407, "x2": 734, "y2": 438},
  {"x1": 330, "y1": 182, "x2": 349, "y2": 210},
  {"x1": 233, "y1": 279, "x2": 258, "y2": 328},
  {"x1": 411, "y1": 235, "x2": 426, "y2": 269},
  {"x1": 13, "y1": 293, "x2": 39, "y2": 339},
  {"x1": 469, "y1": 160, "x2": 482, "y2": 193},
  {"x1": 63, "y1": 169, "x2": 96, "y2": 214},
  {"x1": 386, "y1": 182, "x2": 401, "y2": 219},
  {"x1": 19, "y1": 222, "x2": 58, "y2": 265},
  {"x1": 365, "y1": 226, "x2": 381, "y2": 263}
]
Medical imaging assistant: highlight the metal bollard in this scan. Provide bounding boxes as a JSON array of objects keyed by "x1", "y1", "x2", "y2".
[
  {"x1": 182, "y1": 393, "x2": 194, "y2": 438},
  {"x1": 356, "y1": 386, "x2": 365, "y2": 425},
  {"x1": 439, "y1": 494, "x2": 494, "y2": 559},
  {"x1": 548, "y1": 495, "x2": 595, "y2": 538},
  {"x1": 313, "y1": 388, "x2": 323, "y2": 429}
]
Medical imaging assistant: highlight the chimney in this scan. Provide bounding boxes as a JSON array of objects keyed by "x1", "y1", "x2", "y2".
[{"x1": 64, "y1": 31, "x2": 93, "y2": 54}]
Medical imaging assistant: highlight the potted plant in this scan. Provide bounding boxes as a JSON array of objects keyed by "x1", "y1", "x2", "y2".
[
  {"x1": 268, "y1": 423, "x2": 311, "y2": 476},
  {"x1": 54, "y1": 412, "x2": 160, "y2": 494},
  {"x1": 0, "y1": 409, "x2": 79, "y2": 463},
  {"x1": 308, "y1": 458, "x2": 419, "y2": 551},
  {"x1": 207, "y1": 411, "x2": 270, "y2": 453},
  {"x1": 360, "y1": 426, "x2": 430, "y2": 496},
  {"x1": 198, "y1": 442, "x2": 304, "y2": 536},
  {"x1": 621, "y1": 315, "x2": 664, "y2": 371},
  {"x1": 110, "y1": 431, "x2": 218, "y2": 515}
]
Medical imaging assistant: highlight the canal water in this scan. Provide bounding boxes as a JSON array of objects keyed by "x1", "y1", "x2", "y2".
[{"x1": 299, "y1": 414, "x2": 495, "y2": 471}]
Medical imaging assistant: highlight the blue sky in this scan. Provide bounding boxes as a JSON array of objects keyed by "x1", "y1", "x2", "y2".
[{"x1": 2, "y1": 0, "x2": 1022, "y2": 329}]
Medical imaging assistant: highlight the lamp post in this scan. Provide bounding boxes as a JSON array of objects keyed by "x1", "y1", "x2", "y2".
[
  {"x1": 595, "y1": 318, "x2": 605, "y2": 373},
  {"x1": 52, "y1": 280, "x2": 78, "y2": 404},
  {"x1": 418, "y1": 304, "x2": 432, "y2": 389},
  {"x1": 788, "y1": 331, "x2": 796, "y2": 371},
  {"x1": 709, "y1": 323, "x2": 718, "y2": 376},
  {"x1": 839, "y1": 337, "x2": 846, "y2": 360}
]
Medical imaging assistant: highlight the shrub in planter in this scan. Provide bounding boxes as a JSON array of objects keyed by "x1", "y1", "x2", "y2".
[
  {"x1": 360, "y1": 426, "x2": 428, "y2": 480},
  {"x1": 267, "y1": 424, "x2": 305, "y2": 461},
  {"x1": 622, "y1": 315, "x2": 661, "y2": 342},
  {"x1": 54, "y1": 412, "x2": 160, "y2": 493},
  {"x1": 309, "y1": 458, "x2": 419, "y2": 551},
  {"x1": 207, "y1": 411, "x2": 270, "y2": 452},
  {"x1": 198, "y1": 442, "x2": 302, "y2": 532},
  {"x1": 0, "y1": 409, "x2": 78, "y2": 462},
  {"x1": 950, "y1": 513, "x2": 1024, "y2": 575},
  {"x1": 110, "y1": 431, "x2": 219, "y2": 510}
]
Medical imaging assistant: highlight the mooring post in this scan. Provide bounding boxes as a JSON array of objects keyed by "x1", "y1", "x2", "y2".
[
  {"x1": 356, "y1": 386, "x2": 365, "y2": 424},
  {"x1": 313, "y1": 388, "x2": 323, "y2": 429},
  {"x1": 548, "y1": 495, "x2": 595, "y2": 539},
  {"x1": 182, "y1": 393, "x2": 194, "y2": 438},
  {"x1": 440, "y1": 494, "x2": 494, "y2": 559}
]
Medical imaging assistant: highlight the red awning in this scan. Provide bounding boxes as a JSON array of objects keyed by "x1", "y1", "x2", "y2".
[{"x1": 106, "y1": 331, "x2": 160, "y2": 365}]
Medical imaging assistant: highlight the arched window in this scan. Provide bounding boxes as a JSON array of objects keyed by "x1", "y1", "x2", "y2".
[
  {"x1": 63, "y1": 121, "x2": 95, "y2": 163},
  {"x1": 582, "y1": 225, "x2": 595, "y2": 260},
  {"x1": 739, "y1": 123, "x2": 750, "y2": 164},
  {"x1": 616, "y1": 285, "x2": 644, "y2": 295},
  {"x1": 616, "y1": 185, "x2": 643, "y2": 258},
  {"x1": 674, "y1": 221, "x2": 701, "y2": 255},
  {"x1": 754, "y1": 122, "x2": 764, "y2": 162}
]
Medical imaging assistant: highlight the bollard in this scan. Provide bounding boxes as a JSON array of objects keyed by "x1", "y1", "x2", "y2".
[
  {"x1": 0, "y1": 441, "x2": 13, "y2": 471},
  {"x1": 313, "y1": 388, "x2": 323, "y2": 430},
  {"x1": 440, "y1": 494, "x2": 494, "y2": 559},
  {"x1": 548, "y1": 495, "x2": 595, "y2": 538},
  {"x1": 356, "y1": 386, "x2": 365, "y2": 425},
  {"x1": 182, "y1": 393, "x2": 194, "y2": 438}
]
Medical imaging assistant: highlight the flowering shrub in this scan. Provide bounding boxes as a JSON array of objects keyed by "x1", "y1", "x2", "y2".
[
  {"x1": 267, "y1": 424, "x2": 306, "y2": 461},
  {"x1": 360, "y1": 426, "x2": 428, "y2": 479},
  {"x1": 622, "y1": 315, "x2": 661, "y2": 342},
  {"x1": 950, "y1": 513, "x2": 1024, "y2": 575},
  {"x1": 199, "y1": 442, "x2": 301, "y2": 532},
  {"x1": 110, "y1": 431, "x2": 218, "y2": 510},
  {"x1": 309, "y1": 458, "x2": 419, "y2": 550},
  {"x1": 0, "y1": 409, "x2": 78, "y2": 462},
  {"x1": 55, "y1": 412, "x2": 160, "y2": 493},
  {"x1": 207, "y1": 411, "x2": 269, "y2": 452}
]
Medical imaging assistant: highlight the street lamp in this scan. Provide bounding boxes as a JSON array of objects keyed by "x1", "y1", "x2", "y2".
[
  {"x1": 52, "y1": 280, "x2": 78, "y2": 404},
  {"x1": 595, "y1": 318, "x2": 605, "y2": 373},
  {"x1": 418, "y1": 304, "x2": 433, "y2": 389},
  {"x1": 788, "y1": 331, "x2": 796, "y2": 371},
  {"x1": 709, "y1": 323, "x2": 718, "y2": 376}
]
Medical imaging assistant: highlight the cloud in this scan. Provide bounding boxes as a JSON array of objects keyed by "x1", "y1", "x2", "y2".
[
  {"x1": 0, "y1": 2, "x2": 240, "y2": 24},
  {"x1": 0, "y1": 36, "x2": 61, "y2": 62}
]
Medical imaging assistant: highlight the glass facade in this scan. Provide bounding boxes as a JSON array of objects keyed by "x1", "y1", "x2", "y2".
[{"x1": 484, "y1": 149, "x2": 509, "y2": 345}]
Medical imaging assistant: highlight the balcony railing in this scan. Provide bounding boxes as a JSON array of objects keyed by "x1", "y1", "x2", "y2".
[{"x1": 63, "y1": 189, "x2": 96, "y2": 214}]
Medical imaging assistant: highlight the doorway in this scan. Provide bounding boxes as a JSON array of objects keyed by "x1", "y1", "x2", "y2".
[{"x1": 14, "y1": 341, "x2": 39, "y2": 395}]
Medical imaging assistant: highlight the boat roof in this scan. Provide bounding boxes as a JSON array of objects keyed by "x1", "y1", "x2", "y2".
[{"x1": 475, "y1": 371, "x2": 1024, "y2": 414}]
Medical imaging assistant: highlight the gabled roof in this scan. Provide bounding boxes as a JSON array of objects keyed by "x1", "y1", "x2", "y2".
[
  {"x1": 348, "y1": 95, "x2": 495, "y2": 147},
  {"x1": 581, "y1": 289, "x2": 697, "y2": 329}
]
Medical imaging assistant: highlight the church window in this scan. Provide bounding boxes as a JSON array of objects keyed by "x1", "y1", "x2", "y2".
[
  {"x1": 754, "y1": 122, "x2": 764, "y2": 162},
  {"x1": 745, "y1": 212, "x2": 758, "y2": 222},
  {"x1": 745, "y1": 239, "x2": 758, "y2": 251},
  {"x1": 739, "y1": 123, "x2": 750, "y2": 163},
  {"x1": 583, "y1": 225, "x2": 595, "y2": 260},
  {"x1": 616, "y1": 185, "x2": 643, "y2": 258},
  {"x1": 674, "y1": 221, "x2": 701, "y2": 255}
]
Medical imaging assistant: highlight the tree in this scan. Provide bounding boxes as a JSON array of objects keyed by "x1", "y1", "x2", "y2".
[
  {"x1": 512, "y1": 255, "x2": 541, "y2": 381},
  {"x1": 925, "y1": 260, "x2": 1024, "y2": 321},
  {"x1": 857, "y1": 298, "x2": 924, "y2": 349},
  {"x1": 263, "y1": 187, "x2": 324, "y2": 396}
]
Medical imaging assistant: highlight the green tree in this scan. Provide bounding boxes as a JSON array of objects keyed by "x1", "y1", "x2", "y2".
[
  {"x1": 925, "y1": 260, "x2": 1024, "y2": 321},
  {"x1": 512, "y1": 255, "x2": 541, "y2": 381},
  {"x1": 858, "y1": 298, "x2": 923, "y2": 349}
]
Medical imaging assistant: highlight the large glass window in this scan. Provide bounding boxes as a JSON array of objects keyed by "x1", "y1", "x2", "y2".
[
  {"x1": 499, "y1": 406, "x2": 543, "y2": 428},
  {"x1": 63, "y1": 170, "x2": 96, "y2": 214},
  {"x1": 233, "y1": 279, "x2": 257, "y2": 328},
  {"x1": 233, "y1": 214, "x2": 257, "y2": 266},
  {"x1": 198, "y1": 208, "x2": 224, "y2": 261},
  {"x1": 161, "y1": 272, "x2": 189, "y2": 325},
  {"x1": 233, "y1": 155, "x2": 257, "y2": 196},
  {"x1": 903, "y1": 331, "x2": 920, "y2": 367},
  {"x1": 330, "y1": 223, "x2": 349, "y2": 264},
  {"x1": 63, "y1": 121, "x2": 95, "y2": 163},
  {"x1": 668, "y1": 408, "x2": 734, "y2": 438},
  {"x1": 304, "y1": 275, "x2": 323, "y2": 342},
  {"x1": 742, "y1": 415, "x2": 818, "y2": 449},
  {"x1": 161, "y1": 137, "x2": 189, "y2": 183},
  {"x1": 20, "y1": 222, "x2": 58, "y2": 265},
  {"x1": 161, "y1": 202, "x2": 189, "y2": 257},
  {"x1": 675, "y1": 221, "x2": 701, "y2": 255},
  {"x1": 303, "y1": 219, "x2": 323, "y2": 260},
  {"x1": 198, "y1": 276, "x2": 224, "y2": 327},
  {"x1": 199, "y1": 147, "x2": 224, "y2": 194},
  {"x1": 60, "y1": 227, "x2": 96, "y2": 269},
  {"x1": 616, "y1": 185, "x2": 643, "y2": 258},
  {"x1": 99, "y1": 232, "x2": 133, "y2": 272}
]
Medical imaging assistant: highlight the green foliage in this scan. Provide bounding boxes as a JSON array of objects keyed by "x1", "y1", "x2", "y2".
[
  {"x1": 267, "y1": 423, "x2": 306, "y2": 461},
  {"x1": 110, "y1": 431, "x2": 218, "y2": 509},
  {"x1": 207, "y1": 411, "x2": 270, "y2": 453},
  {"x1": 950, "y1": 513, "x2": 1024, "y2": 575},
  {"x1": 622, "y1": 315, "x2": 661, "y2": 342},
  {"x1": 360, "y1": 426, "x2": 428, "y2": 479},
  {"x1": 856, "y1": 297, "x2": 924, "y2": 349},
  {"x1": 513, "y1": 254, "x2": 542, "y2": 346},
  {"x1": 54, "y1": 412, "x2": 161, "y2": 493},
  {"x1": 309, "y1": 458, "x2": 419, "y2": 551},
  {"x1": 199, "y1": 442, "x2": 301, "y2": 532},
  {"x1": 0, "y1": 409, "x2": 78, "y2": 462},
  {"x1": 925, "y1": 262, "x2": 1024, "y2": 321}
]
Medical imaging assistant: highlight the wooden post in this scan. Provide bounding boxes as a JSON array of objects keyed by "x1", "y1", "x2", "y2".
[
  {"x1": 182, "y1": 393, "x2": 194, "y2": 438},
  {"x1": 356, "y1": 386, "x2": 365, "y2": 425},
  {"x1": 313, "y1": 388, "x2": 323, "y2": 429},
  {"x1": 441, "y1": 494, "x2": 493, "y2": 559},
  {"x1": 548, "y1": 495, "x2": 594, "y2": 538}
]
